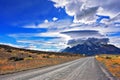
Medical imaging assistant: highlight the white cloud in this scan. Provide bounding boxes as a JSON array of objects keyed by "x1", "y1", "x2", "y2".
[
  {"x1": 52, "y1": 17, "x2": 58, "y2": 21},
  {"x1": 36, "y1": 32, "x2": 71, "y2": 41},
  {"x1": 51, "y1": 0, "x2": 120, "y2": 23},
  {"x1": 108, "y1": 36, "x2": 120, "y2": 48},
  {"x1": 109, "y1": 12, "x2": 120, "y2": 22},
  {"x1": 51, "y1": 0, "x2": 68, "y2": 8},
  {"x1": 67, "y1": 38, "x2": 109, "y2": 47},
  {"x1": 25, "y1": 44, "x2": 37, "y2": 50},
  {"x1": 63, "y1": 23, "x2": 120, "y2": 35},
  {"x1": 23, "y1": 19, "x2": 72, "y2": 29},
  {"x1": 61, "y1": 30, "x2": 104, "y2": 39},
  {"x1": 0, "y1": 42, "x2": 24, "y2": 48},
  {"x1": 17, "y1": 38, "x2": 68, "y2": 51},
  {"x1": 51, "y1": 0, "x2": 99, "y2": 23},
  {"x1": 44, "y1": 19, "x2": 49, "y2": 23}
]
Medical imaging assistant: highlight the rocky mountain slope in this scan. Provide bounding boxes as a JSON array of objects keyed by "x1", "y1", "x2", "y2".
[{"x1": 62, "y1": 38, "x2": 120, "y2": 56}]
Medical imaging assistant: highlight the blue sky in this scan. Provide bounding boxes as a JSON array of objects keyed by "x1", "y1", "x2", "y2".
[{"x1": 0, "y1": 0, "x2": 120, "y2": 51}]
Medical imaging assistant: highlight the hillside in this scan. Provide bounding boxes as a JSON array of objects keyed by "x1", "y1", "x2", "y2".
[{"x1": 0, "y1": 44, "x2": 81, "y2": 74}]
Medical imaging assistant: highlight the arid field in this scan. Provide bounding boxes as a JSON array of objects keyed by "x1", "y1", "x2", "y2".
[
  {"x1": 0, "y1": 45, "x2": 81, "y2": 74},
  {"x1": 96, "y1": 54, "x2": 120, "y2": 78}
]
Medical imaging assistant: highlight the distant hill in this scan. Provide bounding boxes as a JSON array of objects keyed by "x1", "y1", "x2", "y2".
[
  {"x1": 0, "y1": 44, "x2": 79, "y2": 60},
  {"x1": 0, "y1": 44, "x2": 73, "y2": 56},
  {"x1": 62, "y1": 38, "x2": 120, "y2": 56}
]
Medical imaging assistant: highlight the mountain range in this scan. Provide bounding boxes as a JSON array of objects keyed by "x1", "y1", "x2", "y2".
[{"x1": 62, "y1": 38, "x2": 120, "y2": 56}]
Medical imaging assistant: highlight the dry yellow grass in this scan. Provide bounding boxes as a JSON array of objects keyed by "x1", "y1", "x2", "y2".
[
  {"x1": 0, "y1": 44, "x2": 83, "y2": 75},
  {"x1": 96, "y1": 54, "x2": 120, "y2": 78},
  {"x1": 0, "y1": 56, "x2": 80, "y2": 74},
  {"x1": 0, "y1": 46, "x2": 82, "y2": 74}
]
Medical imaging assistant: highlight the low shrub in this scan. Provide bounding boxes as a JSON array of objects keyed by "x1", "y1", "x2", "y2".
[
  {"x1": 9, "y1": 57, "x2": 24, "y2": 61},
  {"x1": 105, "y1": 56, "x2": 111, "y2": 59},
  {"x1": 43, "y1": 56, "x2": 50, "y2": 58}
]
